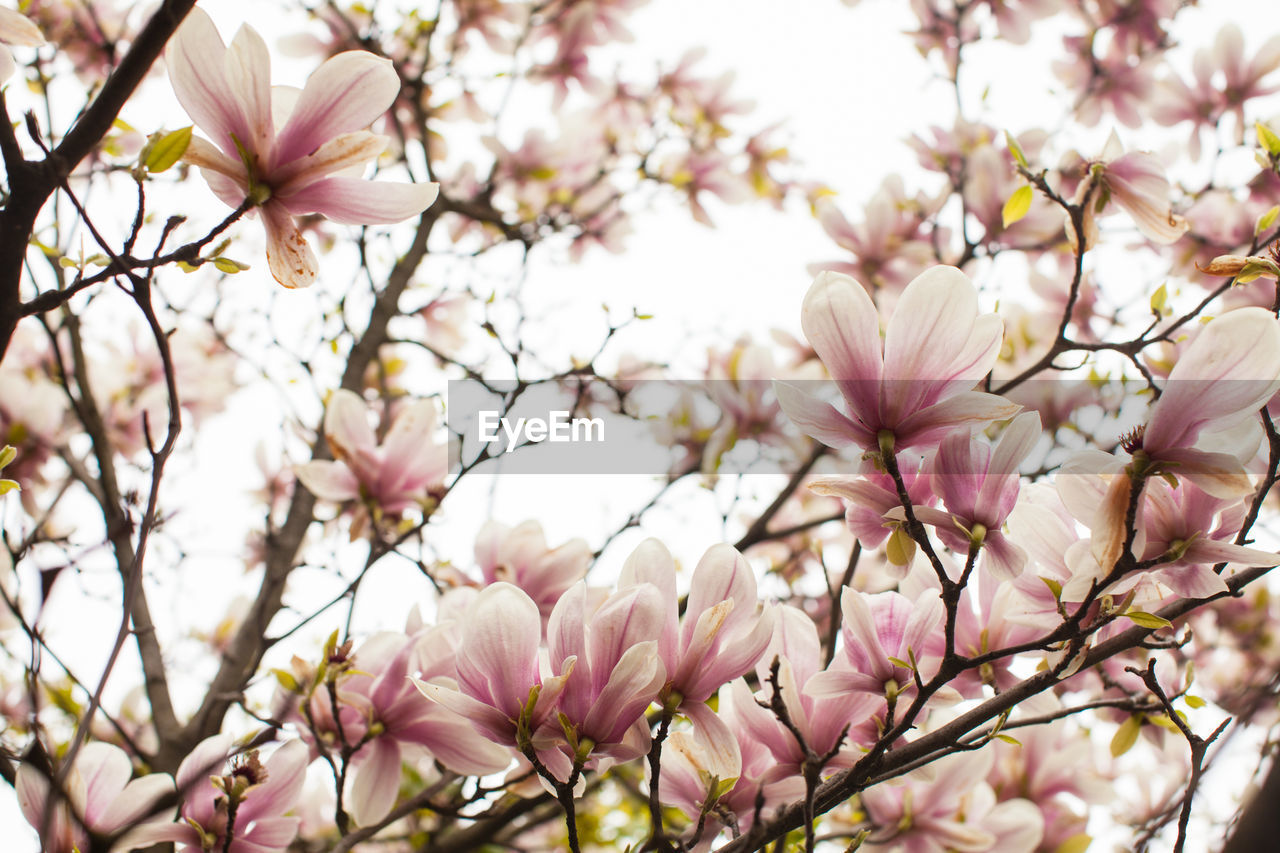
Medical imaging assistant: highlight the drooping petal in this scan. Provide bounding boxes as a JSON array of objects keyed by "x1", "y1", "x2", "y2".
[
  {"x1": 261, "y1": 201, "x2": 318, "y2": 288},
  {"x1": 279, "y1": 176, "x2": 439, "y2": 225},
  {"x1": 348, "y1": 738, "x2": 401, "y2": 827},
  {"x1": 272, "y1": 51, "x2": 401, "y2": 167},
  {"x1": 893, "y1": 391, "x2": 1021, "y2": 450}
]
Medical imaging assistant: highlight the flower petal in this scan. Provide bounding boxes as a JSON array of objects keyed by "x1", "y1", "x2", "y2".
[
  {"x1": 273, "y1": 51, "x2": 401, "y2": 167},
  {"x1": 261, "y1": 201, "x2": 318, "y2": 288},
  {"x1": 280, "y1": 176, "x2": 439, "y2": 225}
]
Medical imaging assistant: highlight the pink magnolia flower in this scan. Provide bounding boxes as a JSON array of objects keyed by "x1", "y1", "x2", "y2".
[
  {"x1": 131, "y1": 735, "x2": 308, "y2": 853},
  {"x1": 167, "y1": 7, "x2": 438, "y2": 288},
  {"x1": 776, "y1": 266, "x2": 1017, "y2": 455},
  {"x1": 414, "y1": 582, "x2": 573, "y2": 754},
  {"x1": 0, "y1": 4, "x2": 43, "y2": 80},
  {"x1": 1065, "y1": 133, "x2": 1189, "y2": 249},
  {"x1": 731, "y1": 606, "x2": 881, "y2": 780},
  {"x1": 859, "y1": 750, "x2": 1043, "y2": 853},
  {"x1": 542, "y1": 581, "x2": 667, "y2": 781},
  {"x1": 656, "y1": 691, "x2": 804, "y2": 844},
  {"x1": 618, "y1": 539, "x2": 774, "y2": 705},
  {"x1": 17, "y1": 742, "x2": 175, "y2": 853},
  {"x1": 811, "y1": 180, "x2": 939, "y2": 293},
  {"x1": 1137, "y1": 307, "x2": 1280, "y2": 494},
  {"x1": 808, "y1": 587, "x2": 946, "y2": 702},
  {"x1": 296, "y1": 390, "x2": 448, "y2": 522},
  {"x1": 290, "y1": 631, "x2": 512, "y2": 826},
  {"x1": 905, "y1": 412, "x2": 1041, "y2": 581},
  {"x1": 474, "y1": 520, "x2": 591, "y2": 620}
]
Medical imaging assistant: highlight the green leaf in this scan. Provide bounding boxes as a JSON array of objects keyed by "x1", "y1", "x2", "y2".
[
  {"x1": 1002, "y1": 184, "x2": 1033, "y2": 228},
  {"x1": 1149, "y1": 283, "x2": 1167, "y2": 316},
  {"x1": 1005, "y1": 130, "x2": 1029, "y2": 169},
  {"x1": 885, "y1": 526, "x2": 916, "y2": 567},
  {"x1": 212, "y1": 257, "x2": 249, "y2": 274},
  {"x1": 1258, "y1": 121, "x2": 1280, "y2": 157},
  {"x1": 994, "y1": 734, "x2": 1022, "y2": 745},
  {"x1": 1110, "y1": 714, "x2": 1142, "y2": 757},
  {"x1": 1040, "y1": 576, "x2": 1064, "y2": 600},
  {"x1": 0, "y1": 479, "x2": 19, "y2": 495},
  {"x1": 1257, "y1": 205, "x2": 1280, "y2": 235},
  {"x1": 0, "y1": 445, "x2": 15, "y2": 469},
  {"x1": 1124, "y1": 610, "x2": 1172, "y2": 629},
  {"x1": 1184, "y1": 694, "x2": 1207, "y2": 709},
  {"x1": 145, "y1": 126, "x2": 193, "y2": 174}
]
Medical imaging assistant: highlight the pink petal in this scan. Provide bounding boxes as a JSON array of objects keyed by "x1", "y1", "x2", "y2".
[
  {"x1": 581, "y1": 640, "x2": 664, "y2": 743},
  {"x1": 412, "y1": 678, "x2": 515, "y2": 745},
  {"x1": 348, "y1": 738, "x2": 401, "y2": 826},
  {"x1": 457, "y1": 583, "x2": 543, "y2": 714},
  {"x1": 223, "y1": 24, "x2": 274, "y2": 160},
  {"x1": 274, "y1": 131, "x2": 388, "y2": 193},
  {"x1": 894, "y1": 392, "x2": 1022, "y2": 450},
  {"x1": 280, "y1": 176, "x2": 439, "y2": 225},
  {"x1": 1146, "y1": 308, "x2": 1280, "y2": 452},
  {"x1": 166, "y1": 8, "x2": 247, "y2": 158},
  {"x1": 800, "y1": 271, "x2": 883, "y2": 417},
  {"x1": 883, "y1": 266, "x2": 999, "y2": 416},
  {"x1": 774, "y1": 380, "x2": 869, "y2": 449},
  {"x1": 682, "y1": 544, "x2": 756, "y2": 650},
  {"x1": 294, "y1": 460, "x2": 360, "y2": 502},
  {"x1": 273, "y1": 51, "x2": 401, "y2": 167}
]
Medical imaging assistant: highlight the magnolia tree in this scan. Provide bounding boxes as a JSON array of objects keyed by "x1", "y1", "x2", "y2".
[{"x1": 7, "y1": 0, "x2": 1280, "y2": 851}]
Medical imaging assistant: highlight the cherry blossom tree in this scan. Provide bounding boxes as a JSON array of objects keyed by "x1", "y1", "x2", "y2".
[{"x1": 6, "y1": 1, "x2": 1280, "y2": 852}]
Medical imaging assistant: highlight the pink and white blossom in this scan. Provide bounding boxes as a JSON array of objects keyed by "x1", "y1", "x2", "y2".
[
  {"x1": 777, "y1": 266, "x2": 1017, "y2": 454},
  {"x1": 167, "y1": 7, "x2": 438, "y2": 288}
]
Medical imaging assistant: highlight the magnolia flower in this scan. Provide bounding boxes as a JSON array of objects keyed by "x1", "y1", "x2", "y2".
[
  {"x1": 905, "y1": 412, "x2": 1041, "y2": 581},
  {"x1": 414, "y1": 582, "x2": 573, "y2": 755},
  {"x1": 1073, "y1": 307, "x2": 1280, "y2": 574},
  {"x1": 542, "y1": 581, "x2": 667, "y2": 781},
  {"x1": 618, "y1": 539, "x2": 774, "y2": 705},
  {"x1": 16, "y1": 742, "x2": 175, "y2": 853},
  {"x1": 129, "y1": 736, "x2": 308, "y2": 853},
  {"x1": 777, "y1": 266, "x2": 1017, "y2": 456},
  {"x1": 1066, "y1": 133, "x2": 1189, "y2": 249},
  {"x1": 474, "y1": 520, "x2": 591, "y2": 620},
  {"x1": 0, "y1": 5, "x2": 44, "y2": 81},
  {"x1": 730, "y1": 606, "x2": 881, "y2": 780},
  {"x1": 166, "y1": 7, "x2": 438, "y2": 288},
  {"x1": 298, "y1": 631, "x2": 512, "y2": 826},
  {"x1": 859, "y1": 750, "x2": 1044, "y2": 853},
  {"x1": 296, "y1": 390, "x2": 448, "y2": 522},
  {"x1": 808, "y1": 587, "x2": 945, "y2": 703}
]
